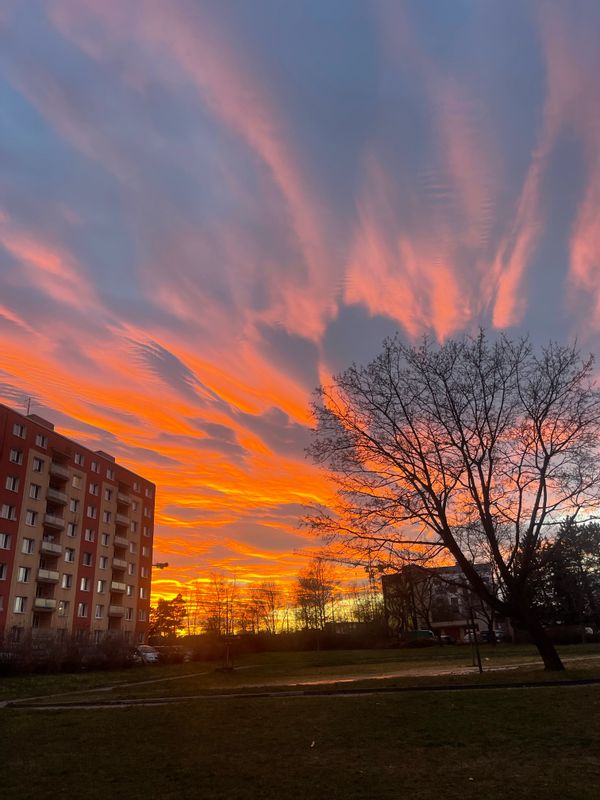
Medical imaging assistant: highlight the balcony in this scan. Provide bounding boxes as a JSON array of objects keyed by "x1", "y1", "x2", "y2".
[
  {"x1": 114, "y1": 535, "x2": 128, "y2": 549},
  {"x1": 108, "y1": 605, "x2": 125, "y2": 617},
  {"x1": 44, "y1": 513, "x2": 65, "y2": 530},
  {"x1": 40, "y1": 541, "x2": 62, "y2": 556},
  {"x1": 117, "y1": 492, "x2": 131, "y2": 506},
  {"x1": 111, "y1": 581, "x2": 127, "y2": 593},
  {"x1": 37, "y1": 568, "x2": 60, "y2": 583},
  {"x1": 33, "y1": 598, "x2": 57, "y2": 612},
  {"x1": 115, "y1": 513, "x2": 129, "y2": 527},
  {"x1": 49, "y1": 462, "x2": 69, "y2": 480},
  {"x1": 47, "y1": 487, "x2": 68, "y2": 505},
  {"x1": 112, "y1": 558, "x2": 127, "y2": 570}
]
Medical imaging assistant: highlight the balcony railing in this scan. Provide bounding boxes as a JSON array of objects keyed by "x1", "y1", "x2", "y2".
[
  {"x1": 37, "y1": 568, "x2": 60, "y2": 583},
  {"x1": 110, "y1": 581, "x2": 127, "y2": 593},
  {"x1": 115, "y1": 513, "x2": 129, "y2": 526},
  {"x1": 49, "y1": 462, "x2": 69, "y2": 480},
  {"x1": 40, "y1": 541, "x2": 62, "y2": 555},
  {"x1": 44, "y1": 513, "x2": 65, "y2": 530},
  {"x1": 114, "y1": 535, "x2": 128, "y2": 548},
  {"x1": 117, "y1": 492, "x2": 131, "y2": 506},
  {"x1": 47, "y1": 487, "x2": 68, "y2": 505},
  {"x1": 33, "y1": 598, "x2": 57, "y2": 611},
  {"x1": 112, "y1": 558, "x2": 127, "y2": 570},
  {"x1": 108, "y1": 605, "x2": 125, "y2": 617}
]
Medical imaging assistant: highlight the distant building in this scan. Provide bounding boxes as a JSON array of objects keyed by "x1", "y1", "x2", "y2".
[
  {"x1": 0, "y1": 403, "x2": 155, "y2": 645},
  {"x1": 382, "y1": 563, "x2": 509, "y2": 642}
]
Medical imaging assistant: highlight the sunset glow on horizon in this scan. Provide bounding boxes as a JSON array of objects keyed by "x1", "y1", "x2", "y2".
[{"x1": 2, "y1": 1, "x2": 600, "y2": 600}]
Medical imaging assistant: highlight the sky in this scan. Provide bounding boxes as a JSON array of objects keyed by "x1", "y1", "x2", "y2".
[{"x1": 1, "y1": 1, "x2": 600, "y2": 598}]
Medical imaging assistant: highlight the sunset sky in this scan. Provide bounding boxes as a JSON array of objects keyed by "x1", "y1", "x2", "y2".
[{"x1": 1, "y1": 1, "x2": 600, "y2": 599}]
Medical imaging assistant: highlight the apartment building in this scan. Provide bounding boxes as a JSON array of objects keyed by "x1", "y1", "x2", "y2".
[{"x1": 0, "y1": 403, "x2": 155, "y2": 645}]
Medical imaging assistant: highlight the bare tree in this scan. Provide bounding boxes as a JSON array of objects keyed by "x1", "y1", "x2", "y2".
[
  {"x1": 308, "y1": 331, "x2": 600, "y2": 670},
  {"x1": 294, "y1": 558, "x2": 339, "y2": 631}
]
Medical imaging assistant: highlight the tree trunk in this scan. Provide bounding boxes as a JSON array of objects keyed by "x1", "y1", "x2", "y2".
[{"x1": 525, "y1": 614, "x2": 565, "y2": 671}]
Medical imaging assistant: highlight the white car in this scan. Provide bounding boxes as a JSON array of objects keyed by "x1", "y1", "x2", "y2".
[{"x1": 135, "y1": 645, "x2": 160, "y2": 664}]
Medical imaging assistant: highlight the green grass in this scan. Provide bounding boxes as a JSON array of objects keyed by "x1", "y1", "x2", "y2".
[{"x1": 4, "y1": 685, "x2": 600, "y2": 799}]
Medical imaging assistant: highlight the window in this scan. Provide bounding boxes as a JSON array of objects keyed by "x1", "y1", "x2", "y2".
[
  {"x1": 128, "y1": 563, "x2": 135, "y2": 576},
  {"x1": 0, "y1": 562, "x2": 7, "y2": 580},
  {"x1": 140, "y1": 566, "x2": 149, "y2": 578},
  {"x1": 67, "y1": 522, "x2": 77, "y2": 538},
  {"x1": 106, "y1": 467, "x2": 115, "y2": 480},
  {"x1": 145, "y1": 487, "x2": 153, "y2": 499},
  {"x1": 95, "y1": 604, "x2": 104, "y2": 619},
  {"x1": 25, "y1": 510, "x2": 38, "y2": 527},
  {"x1": 87, "y1": 505, "x2": 97, "y2": 519},
  {"x1": 1, "y1": 505, "x2": 17, "y2": 521},
  {"x1": 32, "y1": 456, "x2": 44, "y2": 472},
  {"x1": 125, "y1": 607, "x2": 133, "y2": 621},
  {"x1": 126, "y1": 585, "x2": 133, "y2": 597},
  {"x1": 21, "y1": 538, "x2": 35, "y2": 554},
  {"x1": 97, "y1": 579, "x2": 106, "y2": 593},
  {"x1": 35, "y1": 433, "x2": 47, "y2": 448},
  {"x1": 133, "y1": 481, "x2": 140, "y2": 493},
  {"x1": 61, "y1": 573, "x2": 72, "y2": 589},
  {"x1": 17, "y1": 566, "x2": 31, "y2": 583},
  {"x1": 139, "y1": 586, "x2": 147, "y2": 599},
  {"x1": 144, "y1": 507, "x2": 152, "y2": 518},
  {"x1": 5, "y1": 475, "x2": 19, "y2": 492},
  {"x1": 142, "y1": 546, "x2": 150, "y2": 558},
  {"x1": 0, "y1": 533, "x2": 12, "y2": 549},
  {"x1": 12, "y1": 423, "x2": 26, "y2": 438},
  {"x1": 101, "y1": 533, "x2": 110, "y2": 546},
  {"x1": 143, "y1": 526, "x2": 151, "y2": 538},
  {"x1": 84, "y1": 528, "x2": 95, "y2": 542},
  {"x1": 80, "y1": 577, "x2": 90, "y2": 591},
  {"x1": 91, "y1": 460, "x2": 99, "y2": 473},
  {"x1": 130, "y1": 521, "x2": 137, "y2": 533},
  {"x1": 14, "y1": 596, "x2": 27, "y2": 613},
  {"x1": 74, "y1": 453, "x2": 84, "y2": 466},
  {"x1": 99, "y1": 556, "x2": 108, "y2": 569},
  {"x1": 64, "y1": 548, "x2": 75, "y2": 563},
  {"x1": 102, "y1": 510, "x2": 111, "y2": 524},
  {"x1": 129, "y1": 542, "x2": 137, "y2": 555},
  {"x1": 104, "y1": 488, "x2": 113, "y2": 501},
  {"x1": 9, "y1": 448, "x2": 23, "y2": 465},
  {"x1": 138, "y1": 609, "x2": 147, "y2": 622},
  {"x1": 77, "y1": 602, "x2": 88, "y2": 618},
  {"x1": 89, "y1": 483, "x2": 99, "y2": 496},
  {"x1": 132, "y1": 501, "x2": 138, "y2": 512},
  {"x1": 69, "y1": 499, "x2": 79, "y2": 513},
  {"x1": 72, "y1": 475, "x2": 82, "y2": 489},
  {"x1": 29, "y1": 483, "x2": 41, "y2": 499},
  {"x1": 57, "y1": 600, "x2": 70, "y2": 616},
  {"x1": 82, "y1": 552, "x2": 93, "y2": 567}
]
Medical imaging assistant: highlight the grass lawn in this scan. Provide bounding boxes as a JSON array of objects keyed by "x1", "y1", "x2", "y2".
[{"x1": 4, "y1": 685, "x2": 600, "y2": 799}]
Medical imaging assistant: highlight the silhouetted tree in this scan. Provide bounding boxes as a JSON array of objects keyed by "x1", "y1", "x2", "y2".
[
  {"x1": 148, "y1": 594, "x2": 187, "y2": 640},
  {"x1": 308, "y1": 331, "x2": 600, "y2": 670},
  {"x1": 295, "y1": 558, "x2": 338, "y2": 630}
]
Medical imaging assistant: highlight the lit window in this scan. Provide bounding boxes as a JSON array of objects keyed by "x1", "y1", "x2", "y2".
[
  {"x1": 12, "y1": 423, "x2": 26, "y2": 438},
  {"x1": 5, "y1": 476, "x2": 19, "y2": 492},
  {"x1": 57, "y1": 600, "x2": 70, "y2": 616},
  {"x1": 21, "y1": 538, "x2": 35, "y2": 555},
  {"x1": 35, "y1": 433, "x2": 47, "y2": 448}
]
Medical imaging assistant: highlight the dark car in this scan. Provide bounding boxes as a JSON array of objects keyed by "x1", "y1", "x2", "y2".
[{"x1": 438, "y1": 634, "x2": 455, "y2": 645}]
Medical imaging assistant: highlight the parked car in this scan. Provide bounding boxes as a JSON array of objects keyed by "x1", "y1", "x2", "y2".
[
  {"x1": 135, "y1": 645, "x2": 160, "y2": 664},
  {"x1": 438, "y1": 634, "x2": 456, "y2": 645}
]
